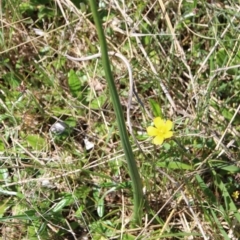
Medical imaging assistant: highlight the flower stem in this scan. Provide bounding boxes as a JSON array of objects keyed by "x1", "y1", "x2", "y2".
[{"x1": 88, "y1": 0, "x2": 144, "y2": 225}]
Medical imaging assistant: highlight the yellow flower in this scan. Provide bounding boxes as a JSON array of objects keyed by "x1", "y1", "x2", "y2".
[
  {"x1": 147, "y1": 117, "x2": 173, "y2": 145},
  {"x1": 232, "y1": 191, "x2": 240, "y2": 200}
]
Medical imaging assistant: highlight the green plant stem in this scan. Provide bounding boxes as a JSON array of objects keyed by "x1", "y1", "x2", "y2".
[{"x1": 89, "y1": 0, "x2": 144, "y2": 225}]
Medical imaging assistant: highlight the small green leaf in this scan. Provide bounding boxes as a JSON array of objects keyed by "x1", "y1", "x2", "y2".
[
  {"x1": 149, "y1": 99, "x2": 163, "y2": 118},
  {"x1": 90, "y1": 94, "x2": 107, "y2": 109},
  {"x1": 2, "y1": 72, "x2": 19, "y2": 88},
  {"x1": 53, "y1": 194, "x2": 74, "y2": 212},
  {"x1": 211, "y1": 161, "x2": 240, "y2": 173},
  {"x1": 163, "y1": 142, "x2": 171, "y2": 150},
  {"x1": 26, "y1": 134, "x2": 46, "y2": 150},
  {"x1": 97, "y1": 198, "x2": 105, "y2": 217},
  {"x1": 221, "y1": 108, "x2": 233, "y2": 121},
  {"x1": 68, "y1": 69, "x2": 81, "y2": 97},
  {"x1": 157, "y1": 161, "x2": 192, "y2": 170},
  {"x1": 0, "y1": 139, "x2": 5, "y2": 151},
  {"x1": 19, "y1": 3, "x2": 35, "y2": 12},
  {"x1": 216, "y1": 48, "x2": 228, "y2": 67},
  {"x1": 75, "y1": 205, "x2": 84, "y2": 217},
  {"x1": 64, "y1": 117, "x2": 77, "y2": 128},
  {"x1": 0, "y1": 210, "x2": 38, "y2": 221},
  {"x1": 38, "y1": 6, "x2": 55, "y2": 19}
]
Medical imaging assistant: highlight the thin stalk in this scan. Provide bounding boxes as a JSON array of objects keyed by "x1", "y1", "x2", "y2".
[{"x1": 89, "y1": 0, "x2": 144, "y2": 225}]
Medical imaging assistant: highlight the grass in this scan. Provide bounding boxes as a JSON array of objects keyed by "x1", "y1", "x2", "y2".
[{"x1": 0, "y1": 0, "x2": 240, "y2": 239}]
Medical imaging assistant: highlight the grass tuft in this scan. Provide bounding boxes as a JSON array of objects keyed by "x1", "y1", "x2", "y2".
[{"x1": 0, "y1": 0, "x2": 240, "y2": 239}]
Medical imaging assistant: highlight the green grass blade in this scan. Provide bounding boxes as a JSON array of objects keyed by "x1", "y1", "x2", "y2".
[{"x1": 88, "y1": 0, "x2": 144, "y2": 225}]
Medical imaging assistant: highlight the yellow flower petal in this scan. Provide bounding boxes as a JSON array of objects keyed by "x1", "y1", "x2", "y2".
[
  {"x1": 165, "y1": 120, "x2": 173, "y2": 131},
  {"x1": 153, "y1": 117, "x2": 164, "y2": 128},
  {"x1": 147, "y1": 126, "x2": 158, "y2": 136},
  {"x1": 153, "y1": 136, "x2": 164, "y2": 145},
  {"x1": 163, "y1": 131, "x2": 173, "y2": 139}
]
